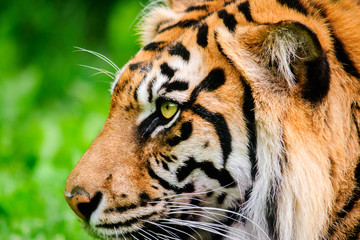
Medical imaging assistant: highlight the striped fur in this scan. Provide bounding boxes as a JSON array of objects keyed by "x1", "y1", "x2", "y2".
[{"x1": 65, "y1": 0, "x2": 360, "y2": 239}]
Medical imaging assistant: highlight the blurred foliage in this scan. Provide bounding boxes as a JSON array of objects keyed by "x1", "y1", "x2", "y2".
[{"x1": 0, "y1": 0, "x2": 144, "y2": 239}]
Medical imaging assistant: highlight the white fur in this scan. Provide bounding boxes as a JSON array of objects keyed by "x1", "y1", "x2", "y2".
[
  {"x1": 264, "y1": 29, "x2": 300, "y2": 88},
  {"x1": 138, "y1": 5, "x2": 180, "y2": 45},
  {"x1": 110, "y1": 67, "x2": 125, "y2": 94},
  {"x1": 216, "y1": 24, "x2": 334, "y2": 240}
]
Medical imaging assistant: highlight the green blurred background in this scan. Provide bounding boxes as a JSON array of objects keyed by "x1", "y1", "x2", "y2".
[{"x1": 0, "y1": 0, "x2": 145, "y2": 239}]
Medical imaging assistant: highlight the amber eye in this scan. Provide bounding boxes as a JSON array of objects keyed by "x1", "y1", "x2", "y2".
[{"x1": 160, "y1": 101, "x2": 178, "y2": 119}]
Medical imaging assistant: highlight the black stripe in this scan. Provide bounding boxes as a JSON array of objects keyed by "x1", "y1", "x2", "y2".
[
  {"x1": 129, "y1": 62, "x2": 142, "y2": 71},
  {"x1": 143, "y1": 41, "x2": 166, "y2": 51},
  {"x1": 311, "y1": 4, "x2": 360, "y2": 79},
  {"x1": 217, "y1": 192, "x2": 227, "y2": 204},
  {"x1": 160, "y1": 63, "x2": 176, "y2": 79},
  {"x1": 237, "y1": 1, "x2": 254, "y2": 22},
  {"x1": 266, "y1": 180, "x2": 280, "y2": 239},
  {"x1": 333, "y1": 34, "x2": 360, "y2": 79},
  {"x1": 162, "y1": 161, "x2": 169, "y2": 171},
  {"x1": 328, "y1": 157, "x2": 360, "y2": 237},
  {"x1": 190, "y1": 197, "x2": 201, "y2": 207},
  {"x1": 340, "y1": 159, "x2": 360, "y2": 218},
  {"x1": 159, "y1": 19, "x2": 199, "y2": 33},
  {"x1": 176, "y1": 157, "x2": 236, "y2": 187},
  {"x1": 134, "y1": 63, "x2": 153, "y2": 101},
  {"x1": 168, "y1": 43, "x2": 190, "y2": 61},
  {"x1": 189, "y1": 68, "x2": 226, "y2": 104},
  {"x1": 352, "y1": 103, "x2": 360, "y2": 139},
  {"x1": 197, "y1": 24, "x2": 209, "y2": 48},
  {"x1": 138, "y1": 113, "x2": 163, "y2": 139},
  {"x1": 224, "y1": 1, "x2": 235, "y2": 7},
  {"x1": 217, "y1": 9, "x2": 237, "y2": 32},
  {"x1": 176, "y1": 157, "x2": 196, "y2": 182},
  {"x1": 276, "y1": 0, "x2": 308, "y2": 15},
  {"x1": 167, "y1": 121, "x2": 193, "y2": 146},
  {"x1": 345, "y1": 221, "x2": 360, "y2": 240},
  {"x1": 162, "y1": 80, "x2": 189, "y2": 93},
  {"x1": 96, "y1": 212, "x2": 158, "y2": 228},
  {"x1": 185, "y1": 5, "x2": 207, "y2": 12},
  {"x1": 134, "y1": 85, "x2": 138, "y2": 101},
  {"x1": 192, "y1": 104, "x2": 232, "y2": 165},
  {"x1": 159, "y1": 153, "x2": 173, "y2": 162},
  {"x1": 147, "y1": 78, "x2": 155, "y2": 102},
  {"x1": 154, "y1": 155, "x2": 160, "y2": 165},
  {"x1": 241, "y1": 77, "x2": 258, "y2": 180},
  {"x1": 148, "y1": 165, "x2": 194, "y2": 193},
  {"x1": 244, "y1": 188, "x2": 252, "y2": 203},
  {"x1": 104, "y1": 204, "x2": 135, "y2": 214},
  {"x1": 139, "y1": 192, "x2": 151, "y2": 207},
  {"x1": 214, "y1": 32, "x2": 233, "y2": 64}
]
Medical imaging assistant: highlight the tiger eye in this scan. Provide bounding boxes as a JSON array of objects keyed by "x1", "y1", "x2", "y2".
[{"x1": 160, "y1": 101, "x2": 178, "y2": 119}]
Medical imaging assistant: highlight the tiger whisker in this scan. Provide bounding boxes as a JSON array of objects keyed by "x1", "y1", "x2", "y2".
[
  {"x1": 172, "y1": 219, "x2": 243, "y2": 239},
  {"x1": 113, "y1": 226, "x2": 119, "y2": 240},
  {"x1": 130, "y1": 233, "x2": 139, "y2": 240},
  {"x1": 120, "y1": 229, "x2": 126, "y2": 240},
  {"x1": 148, "y1": 229, "x2": 180, "y2": 240},
  {"x1": 78, "y1": 64, "x2": 116, "y2": 79},
  {"x1": 143, "y1": 219, "x2": 197, "y2": 240},
  {"x1": 142, "y1": 220, "x2": 182, "y2": 240},
  {"x1": 154, "y1": 200, "x2": 238, "y2": 222},
  {"x1": 133, "y1": 225, "x2": 156, "y2": 240},
  {"x1": 74, "y1": 46, "x2": 120, "y2": 72},
  {"x1": 176, "y1": 205, "x2": 270, "y2": 240},
  {"x1": 166, "y1": 210, "x2": 257, "y2": 239},
  {"x1": 161, "y1": 218, "x2": 240, "y2": 240},
  {"x1": 153, "y1": 200, "x2": 269, "y2": 239}
]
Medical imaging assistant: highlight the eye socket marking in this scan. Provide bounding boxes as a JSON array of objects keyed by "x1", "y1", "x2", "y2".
[
  {"x1": 138, "y1": 99, "x2": 180, "y2": 139},
  {"x1": 138, "y1": 68, "x2": 226, "y2": 140}
]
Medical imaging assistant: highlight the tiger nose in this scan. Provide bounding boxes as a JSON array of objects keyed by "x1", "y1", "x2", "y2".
[{"x1": 65, "y1": 186, "x2": 102, "y2": 221}]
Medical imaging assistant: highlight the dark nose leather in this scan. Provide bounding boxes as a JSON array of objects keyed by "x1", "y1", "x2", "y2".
[{"x1": 65, "y1": 186, "x2": 102, "y2": 221}]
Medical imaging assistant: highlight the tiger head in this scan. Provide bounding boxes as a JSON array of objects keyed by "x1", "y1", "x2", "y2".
[{"x1": 65, "y1": 0, "x2": 360, "y2": 239}]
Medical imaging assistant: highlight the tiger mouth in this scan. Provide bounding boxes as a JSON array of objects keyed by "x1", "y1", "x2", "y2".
[
  {"x1": 90, "y1": 217, "x2": 198, "y2": 240},
  {"x1": 86, "y1": 206, "x2": 209, "y2": 240},
  {"x1": 95, "y1": 211, "x2": 159, "y2": 229},
  {"x1": 88, "y1": 205, "x2": 241, "y2": 240}
]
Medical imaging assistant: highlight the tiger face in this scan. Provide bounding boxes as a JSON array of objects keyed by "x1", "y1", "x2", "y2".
[{"x1": 65, "y1": 0, "x2": 360, "y2": 239}]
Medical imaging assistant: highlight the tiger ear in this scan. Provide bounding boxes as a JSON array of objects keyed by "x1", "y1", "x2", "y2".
[{"x1": 217, "y1": 21, "x2": 330, "y2": 103}]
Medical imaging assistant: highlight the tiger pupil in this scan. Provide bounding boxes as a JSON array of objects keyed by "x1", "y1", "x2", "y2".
[{"x1": 161, "y1": 101, "x2": 178, "y2": 119}]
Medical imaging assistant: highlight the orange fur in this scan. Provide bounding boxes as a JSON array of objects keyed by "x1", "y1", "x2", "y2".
[{"x1": 65, "y1": 0, "x2": 360, "y2": 239}]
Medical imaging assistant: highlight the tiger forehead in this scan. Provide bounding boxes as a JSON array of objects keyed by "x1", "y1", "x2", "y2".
[
  {"x1": 153, "y1": 0, "x2": 249, "y2": 40},
  {"x1": 111, "y1": 0, "x2": 251, "y2": 106},
  {"x1": 116, "y1": 4, "x2": 240, "y2": 79}
]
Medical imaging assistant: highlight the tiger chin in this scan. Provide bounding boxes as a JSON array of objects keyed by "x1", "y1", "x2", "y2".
[{"x1": 64, "y1": 0, "x2": 360, "y2": 239}]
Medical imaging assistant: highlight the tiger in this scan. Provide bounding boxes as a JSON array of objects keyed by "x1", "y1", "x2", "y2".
[{"x1": 64, "y1": 0, "x2": 360, "y2": 239}]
